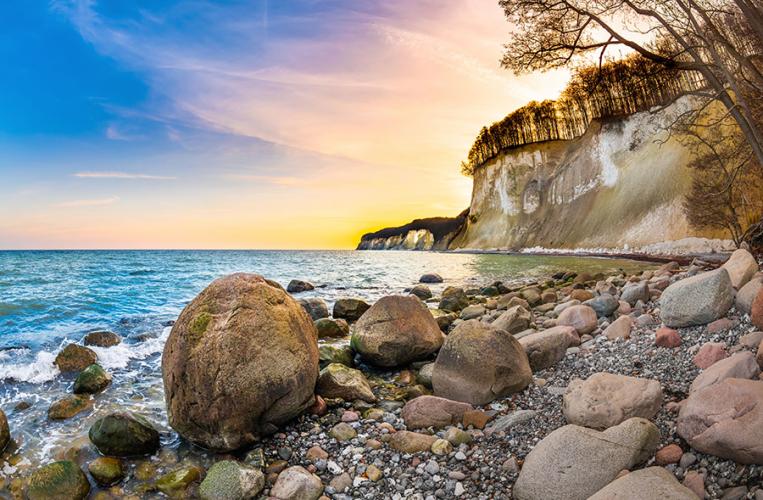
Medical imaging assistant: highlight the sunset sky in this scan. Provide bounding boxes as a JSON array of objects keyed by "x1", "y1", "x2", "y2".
[{"x1": 0, "y1": 0, "x2": 568, "y2": 249}]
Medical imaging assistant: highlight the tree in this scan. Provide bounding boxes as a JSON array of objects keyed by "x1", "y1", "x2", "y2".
[{"x1": 498, "y1": 0, "x2": 763, "y2": 170}]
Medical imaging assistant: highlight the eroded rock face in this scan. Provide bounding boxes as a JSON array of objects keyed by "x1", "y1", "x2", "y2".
[
  {"x1": 659, "y1": 268, "x2": 734, "y2": 327},
  {"x1": 351, "y1": 295, "x2": 443, "y2": 367},
  {"x1": 401, "y1": 395, "x2": 472, "y2": 430},
  {"x1": 519, "y1": 326, "x2": 578, "y2": 372},
  {"x1": 513, "y1": 418, "x2": 660, "y2": 500},
  {"x1": 432, "y1": 320, "x2": 531, "y2": 405},
  {"x1": 677, "y1": 378, "x2": 763, "y2": 464},
  {"x1": 162, "y1": 273, "x2": 319, "y2": 451},
  {"x1": 588, "y1": 467, "x2": 698, "y2": 500},
  {"x1": 563, "y1": 373, "x2": 663, "y2": 429},
  {"x1": 721, "y1": 248, "x2": 759, "y2": 289}
]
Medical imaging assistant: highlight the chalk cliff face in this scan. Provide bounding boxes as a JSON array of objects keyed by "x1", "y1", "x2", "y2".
[{"x1": 357, "y1": 212, "x2": 467, "y2": 251}]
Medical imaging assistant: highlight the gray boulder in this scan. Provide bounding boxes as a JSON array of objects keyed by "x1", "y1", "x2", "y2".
[
  {"x1": 660, "y1": 269, "x2": 734, "y2": 327},
  {"x1": 287, "y1": 279, "x2": 314, "y2": 293},
  {"x1": 316, "y1": 363, "x2": 376, "y2": 403},
  {"x1": 584, "y1": 294, "x2": 619, "y2": 318}
]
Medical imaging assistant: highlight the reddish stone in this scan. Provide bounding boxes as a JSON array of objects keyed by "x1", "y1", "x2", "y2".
[
  {"x1": 752, "y1": 289, "x2": 763, "y2": 330},
  {"x1": 655, "y1": 327, "x2": 681, "y2": 348},
  {"x1": 757, "y1": 338, "x2": 763, "y2": 370},
  {"x1": 308, "y1": 395, "x2": 328, "y2": 416},
  {"x1": 341, "y1": 410, "x2": 359, "y2": 422},
  {"x1": 654, "y1": 443, "x2": 682, "y2": 465},
  {"x1": 692, "y1": 342, "x2": 727, "y2": 369},
  {"x1": 706, "y1": 317, "x2": 735, "y2": 334},
  {"x1": 462, "y1": 409, "x2": 492, "y2": 430},
  {"x1": 683, "y1": 471, "x2": 705, "y2": 499}
]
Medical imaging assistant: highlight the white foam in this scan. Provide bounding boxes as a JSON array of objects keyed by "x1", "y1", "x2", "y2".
[
  {"x1": 89, "y1": 326, "x2": 171, "y2": 370},
  {"x1": 0, "y1": 350, "x2": 59, "y2": 384}
]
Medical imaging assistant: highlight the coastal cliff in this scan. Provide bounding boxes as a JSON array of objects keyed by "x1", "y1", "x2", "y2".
[{"x1": 357, "y1": 211, "x2": 468, "y2": 250}]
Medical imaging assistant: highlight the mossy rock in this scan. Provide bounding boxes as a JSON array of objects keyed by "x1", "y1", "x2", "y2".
[
  {"x1": 319, "y1": 344, "x2": 354, "y2": 368},
  {"x1": 315, "y1": 318, "x2": 349, "y2": 339},
  {"x1": 26, "y1": 461, "x2": 90, "y2": 500},
  {"x1": 73, "y1": 364, "x2": 112, "y2": 394},
  {"x1": 88, "y1": 457, "x2": 124, "y2": 486},
  {"x1": 155, "y1": 465, "x2": 203, "y2": 497},
  {"x1": 199, "y1": 460, "x2": 265, "y2": 500},
  {"x1": 88, "y1": 412, "x2": 160, "y2": 457},
  {"x1": 48, "y1": 395, "x2": 93, "y2": 420}
]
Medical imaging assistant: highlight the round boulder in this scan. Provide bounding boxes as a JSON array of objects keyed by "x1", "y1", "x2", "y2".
[
  {"x1": 287, "y1": 279, "x2": 314, "y2": 293},
  {"x1": 73, "y1": 364, "x2": 111, "y2": 394},
  {"x1": 162, "y1": 273, "x2": 319, "y2": 451},
  {"x1": 54, "y1": 344, "x2": 97, "y2": 373},
  {"x1": 352, "y1": 295, "x2": 443, "y2": 367},
  {"x1": 419, "y1": 273, "x2": 443, "y2": 284},
  {"x1": 89, "y1": 412, "x2": 160, "y2": 457},
  {"x1": 199, "y1": 460, "x2": 265, "y2": 500},
  {"x1": 314, "y1": 318, "x2": 349, "y2": 339},
  {"x1": 83, "y1": 331, "x2": 121, "y2": 347},
  {"x1": 556, "y1": 305, "x2": 598, "y2": 335}
]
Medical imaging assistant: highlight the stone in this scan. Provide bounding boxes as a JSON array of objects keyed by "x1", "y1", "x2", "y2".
[
  {"x1": 26, "y1": 461, "x2": 90, "y2": 500},
  {"x1": 759, "y1": 338, "x2": 763, "y2": 369},
  {"x1": 683, "y1": 471, "x2": 706, "y2": 499},
  {"x1": 659, "y1": 268, "x2": 734, "y2": 327},
  {"x1": 693, "y1": 342, "x2": 728, "y2": 369},
  {"x1": 541, "y1": 290, "x2": 558, "y2": 303},
  {"x1": 438, "y1": 287, "x2": 469, "y2": 312},
  {"x1": 365, "y1": 464, "x2": 383, "y2": 481},
  {"x1": 83, "y1": 331, "x2": 121, "y2": 347},
  {"x1": 54, "y1": 343, "x2": 97, "y2": 372},
  {"x1": 420, "y1": 273, "x2": 443, "y2": 284},
  {"x1": 491, "y1": 305, "x2": 532, "y2": 334},
  {"x1": 460, "y1": 304, "x2": 485, "y2": 320},
  {"x1": 416, "y1": 363, "x2": 434, "y2": 388},
  {"x1": 513, "y1": 418, "x2": 660, "y2": 500},
  {"x1": 736, "y1": 276, "x2": 763, "y2": 314},
  {"x1": 556, "y1": 305, "x2": 598, "y2": 335},
  {"x1": 588, "y1": 467, "x2": 698, "y2": 500},
  {"x1": 352, "y1": 295, "x2": 443, "y2": 367},
  {"x1": 620, "y1": 281, "x2": 651, "y2": 306},
  {"x1": 563, "y1": 373, "x2": 663, "y2": 429},
  {"x1": 318, "y1": 344, "x2": 353, "y2": 368},
  {"x1": 655, "y1": 327, "x2": 681, "y2": 348},
  {"x1": 156, "y1": 465, "x2": 203, "y2": 496},
  {"x1": 655, "y1": 443, "x2": 683, "y2": 464},
  {"x1": 707, "y1": 317, "x2": 735, "y2": 333},
  {"x1": 721, "y1": 248, "x2": 759, "y2": 289},
  {"x1": 431, "y1": 309, "x2": 457, "y2": 331},
  {"x1": 88, "y1": 457, "x2": 124, "y2": 486},
  {"x1": 162, "y1": 273, "x2": 319, "y2": 451},
  {"x1": 270, "y1": 466, "x2": 323, "y2": 500},
  {"x1": 603, "y1": 315, "x2": 633, "y2": 340},
  {"x1": 287, "y1": 279, "x2": 314, "y2": 293},
  {"x1": 570, "y1": 289, "x2": 594, "y2": 302},
  {"x1": 314, "y1": 318, "x2": 349, "y2": 339},
  {"x1": 317, "y1": 363, "x2": 376, "y2": 403},
  {"x1": 584, "y1": 294, "x2": 619, "y2": 318},
  {"x1": 410, "y1": 284, "x2": 433, "y2": 300},
  {"x1": 754, "y1": 289, "x2": 763, "y2": 330},
  {"x1": 401, "y1": 395, "x2": 472, "y2": 429},
  {"x1": 329, "y1": 422, "x2": 356, "y2": 442},
  {"x1": 333, "y1": 298, "x2": 371, "y2": 322},
  {"x1": 739, "y1": 330, "x2": 763, "y2": 349},
  {"x1": 0, "y1": 409, "x2": 8, "y2": 452},
  {"x1": 432, "y1": 320, "x2": 532, "y2": 405},
  {"x1": 329, "y1": 473, "x2": 352, "y2": 493},
  {"x1": 690, "y1": 351, "x2": 760, "y2": 393},
  {"x1": 299, "y1": 298, "x2": 329, "y2": 320},
  {"x1": 48, "y1": 395, "x2": 93, "y2": 420},
  {"x1": 519, "y1": 326, "x2": 578, "y2": 372},
  {"x1": 431, "y1": 438, "x2": 452, "y2": 455},
  {"x1": 199, "y1": 460, "x2": 265, "y2": 500},
  {"x1": 387, "y1": 431, "x2": 438, "y2": 453},
  {"x1": 73, "y1": 364, "x2": 111, "y2": 394},
  {"x1": 485, "y1": 410, "x2": 537, "y2": 435},
  {"x1": 677, "y1": 378, "x2": 763, "y2": 463},
  {"x1": 88, "y1": 412, "x2": 160, "y2": 457},
  {"x1": 444, "y1": 427, "x2": 472, "y2": 445},
  {"x1": 306, "y1": 446, "x2": 328, "y2": 461},
  {"x1": 462, "y1": 409, "x2": 491, "y2": 429}
]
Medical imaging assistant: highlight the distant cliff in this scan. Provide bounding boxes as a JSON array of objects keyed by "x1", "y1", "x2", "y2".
[{"x1": 357, "y1": 211, "x2": 468, "y2": 250}]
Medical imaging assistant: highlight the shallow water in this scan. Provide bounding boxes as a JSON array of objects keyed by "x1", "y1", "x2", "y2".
[{"x1": 0, "y1": 250, "x2": 655, "y2": 483}]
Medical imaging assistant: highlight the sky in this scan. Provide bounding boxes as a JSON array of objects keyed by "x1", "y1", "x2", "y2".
[{"x1": 0, "y1": 0, "x2": 568, "y2": 249}]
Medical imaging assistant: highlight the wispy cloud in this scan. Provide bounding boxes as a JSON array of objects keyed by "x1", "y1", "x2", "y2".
[
  {"x1": 74, "y1": 171, "x2": 176, "y2": 180},
  {"x1": 224, "y1": 174, "x2": 307, "y2": 186},
  {"x1": 57, "y1": 196, "x2": 120, "y2": 208}
]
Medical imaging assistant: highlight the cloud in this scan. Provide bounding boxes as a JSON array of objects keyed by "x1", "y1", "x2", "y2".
[
  {"x1": 57, "y1": 196, "x2": 120, "y2": 208},
  {"x1": 73, "y1": 171, "x2": 176, "y2": 180}
]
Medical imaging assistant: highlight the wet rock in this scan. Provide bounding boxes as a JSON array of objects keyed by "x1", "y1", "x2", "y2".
[
  {"x1": 298, "y1": 298, "x2": 329, "y2": 320},
  {"x1": 655, "y1": 327, "x2": 681, "y2": 348},
  {"x1": 270, "y1": 466, "x2": 323, "y2": 500},
  {"x1": 318, "y1": 344, "x2": 353, "y2": 368},
  {"x1": 603, "y1": 315, "x2": 633, "y2": 340},
  {"x1": 0, "y1": 409, "x2": 9, "y2": 452},
  {"x1": 156, "y1": 465, "x2": 203, "y2": 496},
  {"x1": 620, "y1": 281, "x2": 650, "y2": 306},
  {"x1": 48, "y1": 395, "x2": 93, "y2": 420},
  {"x1": 333, "y1": 298, "x2": 371, "y2": 323},
  {"x1": 736, "y1": 276, "x2": 763, "y2": 315},
  {"x1": 162, "y1": 273, "x2": 319, "y2": 451},
  {"x1": 556, "y1": 305, "x2": 598, "y2": 335},
  {"x1": 584, "y1": 294, "x2": 619, "y2": 318},
  {"x1": 563, "y1": 373, "x2": 663, "y2": 429},
  {"x1": 199, "y1": 460, "x2": 264, "y2": 500},
  {"x1": 659, "y1": 268, "x2": 734, "y2": 327},
  {"x1": 54, "y1": 343, "x2": 97, "y2": 373},
  {"x1": 401, "y1": 395, "x2": 472, "y2": 429},
  {"x1": 314, "y1": 318, "x2": 349, "y2": 339},
  {"x1": 352, "y1": 295, "x2": 443, "y2": 367},
  {"x1": 83, "y1": 331, "x2": 121, "y2": 347},
  {"x1": 519, "y1": 326, "x2": 578, "y2": 372},
  {"x1": 721, "y1": 248, "x2": 758, "y2": 289},
  {"x1": 492, "y1": 305, "x2": 532, "y2": 334},
  {"x1": 73, "y1": 364, "x2": 111, "y2": 394},
  {"x1": 419, "y1": 273, "x2": 443, "y2": 284},
  {"x1": 88, "y1": 457, "x2": 124, "y2": 486},
  {"x1": 513, "y1": 418, "x2": 660, "y2": 500},
  {"x1": 432, "y1": 320, "x2": 532, "y2": 405},
  {"x1": 287, "y1": 279, "x2": 314, "y2": 293},
  {"x1": 588, "y1": 466, "x2": 697, "y2": 500},
  {"x1": 316, "y1": 363, "x2": 376, "y2": 403},
  {"x1": 88, "y1": 412, "x2": 160, "y2": 457},
  {"x1": 409, "y1": 284, "x2": 433, "y2": 300},
  {"x1": 438, "y1": 287, "x2": 469, "y2": 312},
  {"x1": 689, "y1": 351, "x2": 760, "y2": 393},
  {"x1": 693, "y1": 342, "x2": 727, "y2": 369},
  {"x1": 387, "y1": 431, "x2": 438, "y2": 453},
  {"x1": 26, "y1": 461, "x2": 90, "y2": 500},
  {"x1": 677, "y1": 378, "x2": 763, "y2": 464}
]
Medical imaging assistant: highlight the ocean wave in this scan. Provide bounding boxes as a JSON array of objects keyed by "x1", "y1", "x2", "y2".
[
  {"x1": 88, "y1": 326, "x2": 171, "y2": 370},
  {"x1": 0, "y1": 350, "x2": 59, "y2": 383}
]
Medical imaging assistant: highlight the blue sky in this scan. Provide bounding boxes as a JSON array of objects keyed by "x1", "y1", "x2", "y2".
[{"x1": 0, "y1": 0, "x2": 567, "y2": 249}]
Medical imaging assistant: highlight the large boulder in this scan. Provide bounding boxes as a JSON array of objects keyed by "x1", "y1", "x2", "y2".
[
  {"x1": 736, "y1": 275, "x2": 763, "y2": 314},
  {"x1": 677, "y1": 378, "x2": 763, "y2": 464},
  {"x1": 563, "y1": 373, "x2": 663, "y2": 429},
  {"x1": 491, "y1": 305, "x2": 532, "y2": 334},
  {"x1": 588, "y1": 467, "x2": 698, "y2": 500},
  {"x1": 518, "y1": 326, "x2": 579, "y2": 372},
  {"x1": 298, "y1": 298, "x2": 329, "y2": 320},
  {"x1": 333, "y1": 298, "x2": 371, "y2": 322},
  {"x1": 89, "y1": 412, "x2": 160, "y2": 457},
  {"x1": 351, "y1": 295, "x2": 443, "y2": 367},
  {"x1": 432, "y1": 320, "x2": 532, "y2": 405},
  {"x1": 721, "y1": 248, "x2": 759, "y2": 289},
  {"x1": 401, "y1": 395, "x2": 472, "y2": 429},
  {"x1": 162, "y1": 273, "x2": 319, "y2": 451},
  {"x1": 26, "y1": 461, "x2": 90, "y2": 500},
  {"x1": 556, "y1": 305, "x2": 598, "y2": 335},
  {"x1": 0, "y1": 409, "x2": 9, "y2": 453},
  {"x1": 513, "y1": 418, "x2": 660, "y2": 500},
  {"x1": 54, "y1": 344, "x2": 97, "y2": 373},
  {"x1": 316, "y1": 363, "x2": 376, "y2": 403},
  {"x1": 689, "y1": 351, "x2": 760, "y2": 393},
  {"x1": 199, "y1": 460, "x2": 265, "y2": 500},
  {"x1": 659, "y1": 268, "x2": 734, "y2": 327}
]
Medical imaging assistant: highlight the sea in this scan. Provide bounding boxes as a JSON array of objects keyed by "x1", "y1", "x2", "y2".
[{"x1": 0, "y1": 250, "x2": 655, "y2": 480}]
